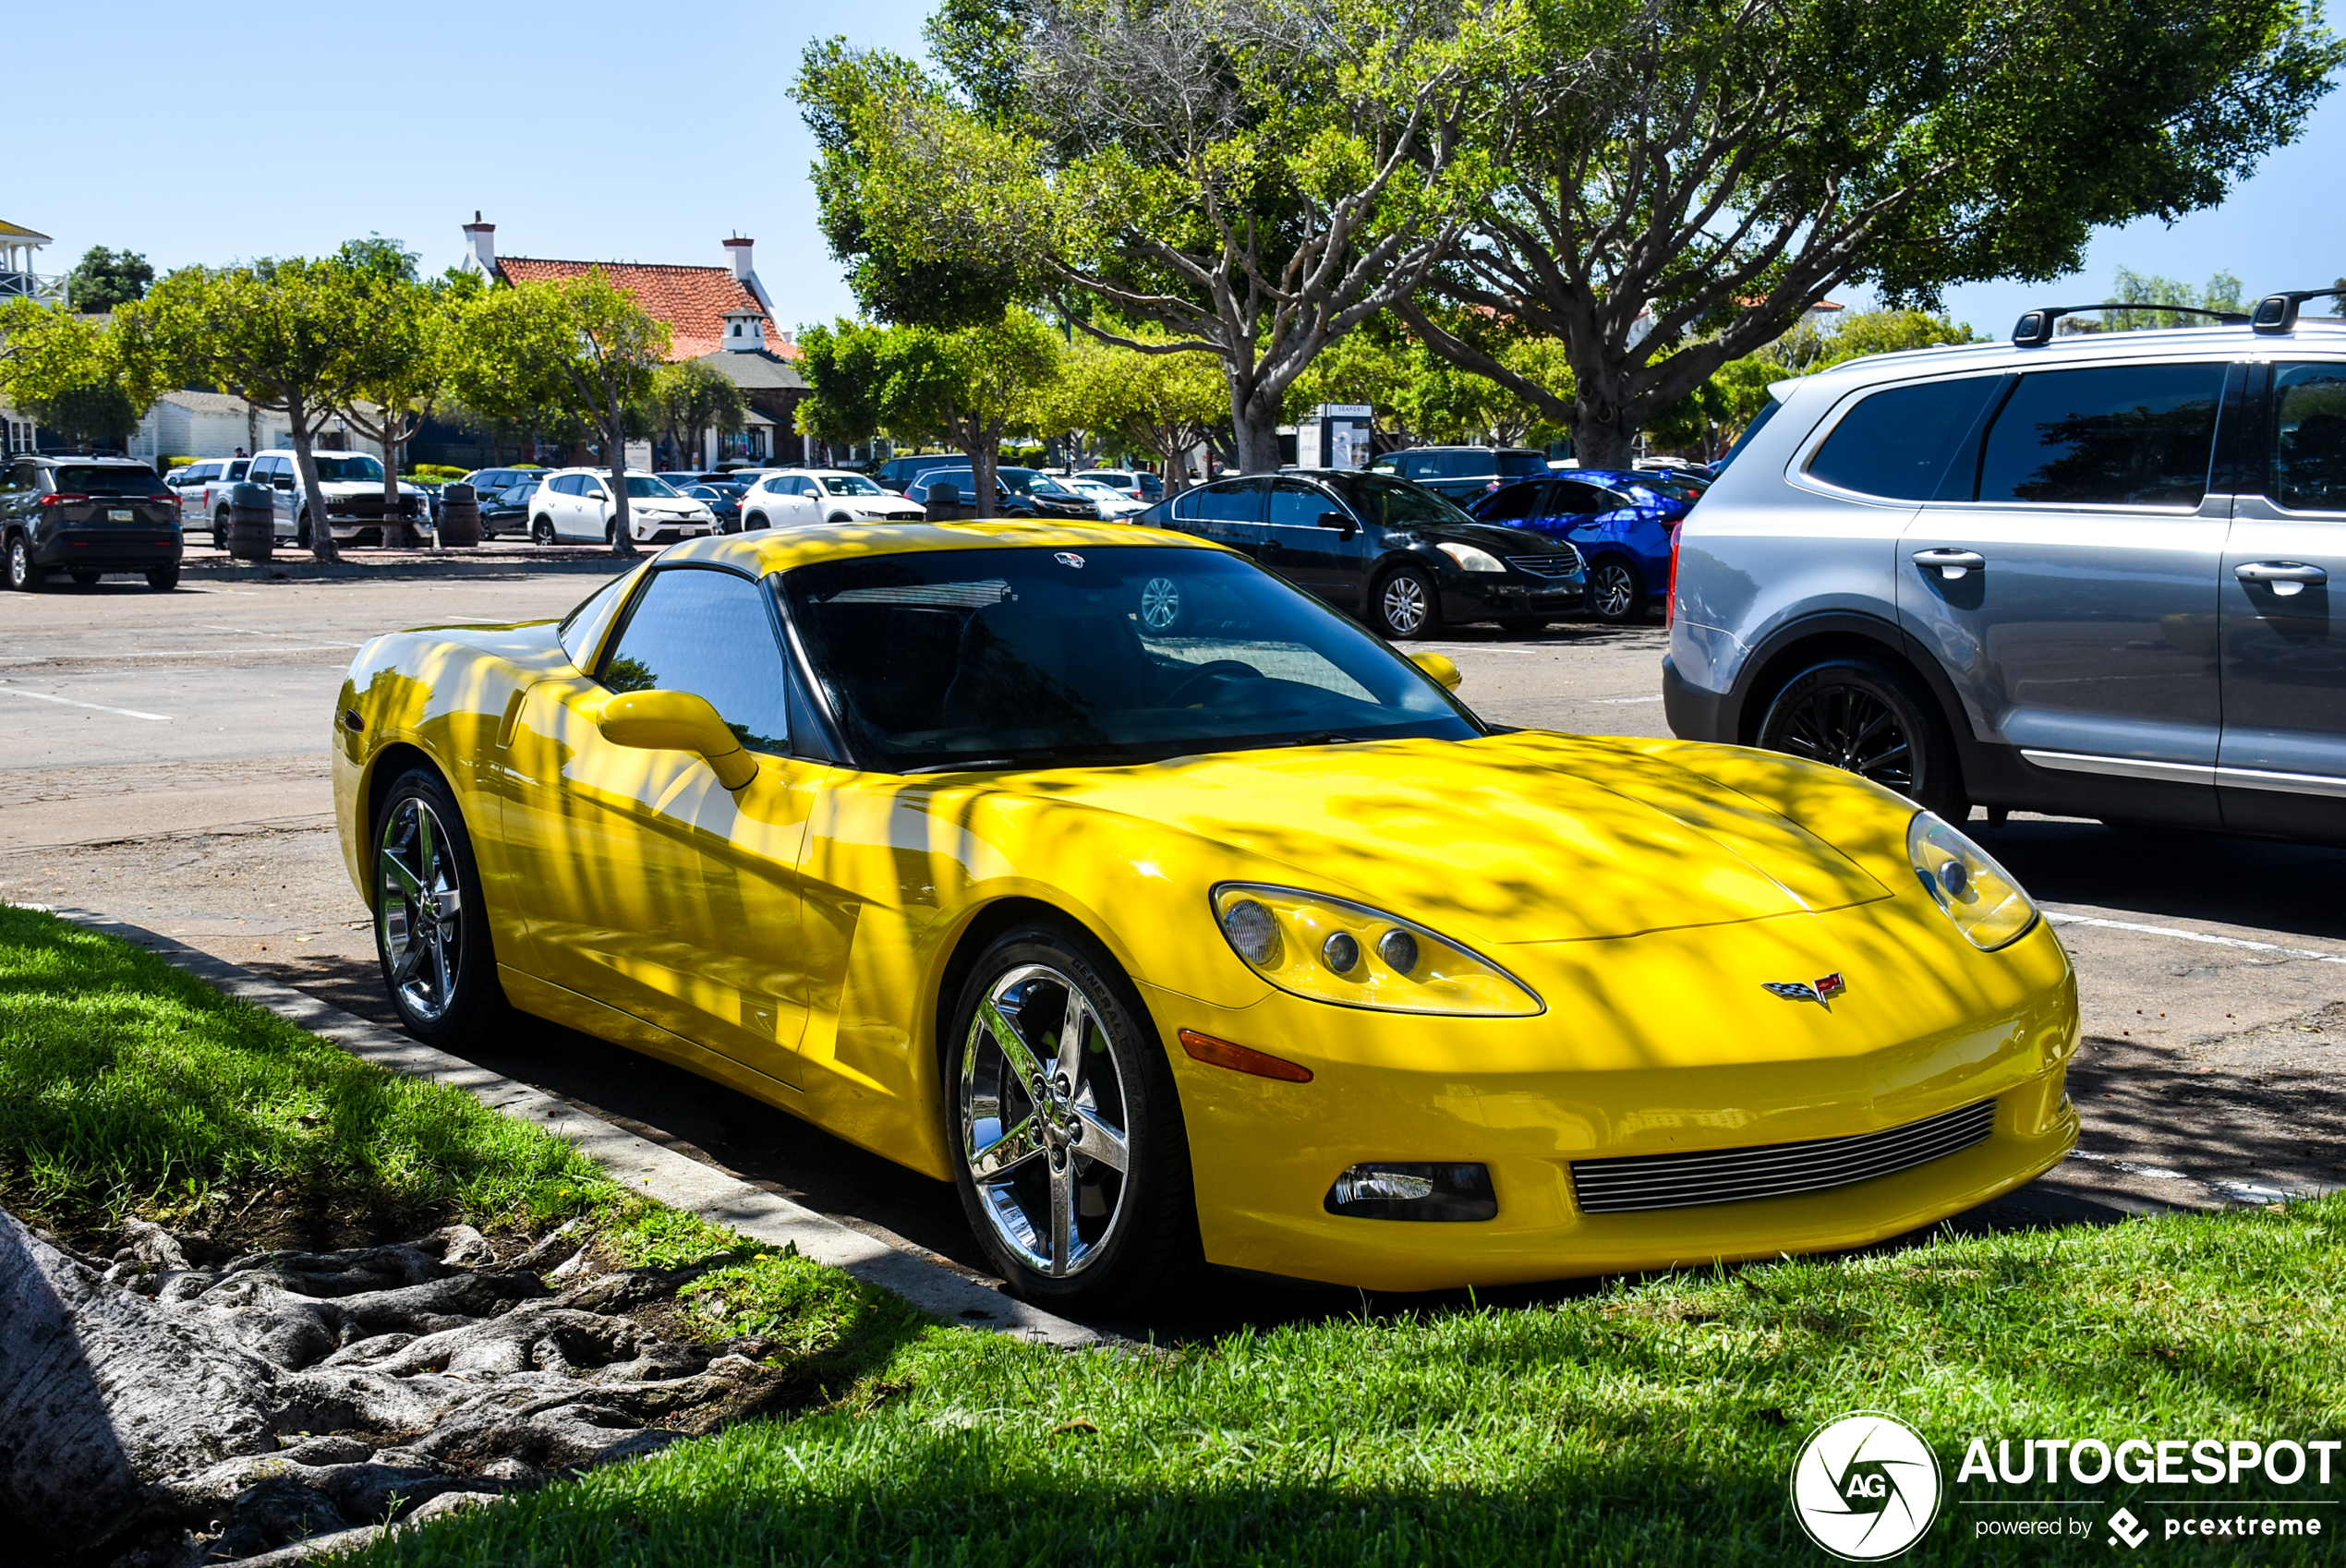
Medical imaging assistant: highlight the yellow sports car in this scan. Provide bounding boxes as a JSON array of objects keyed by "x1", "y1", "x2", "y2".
[{"x1": 333, "y1": 522, "x2": 2077, "y2": 1307}]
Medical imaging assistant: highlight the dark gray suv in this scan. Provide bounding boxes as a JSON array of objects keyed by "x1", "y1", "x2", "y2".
[
  {"x1": 3, "y1": 456, "x2": 183, "y2": 591},
  {"x1": 1665, "y1": 292, "x2": 2346, "y2": 843}
]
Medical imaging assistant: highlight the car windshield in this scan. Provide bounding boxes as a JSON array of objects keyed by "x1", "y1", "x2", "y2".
[
  {"x1": 783, "y1": 545, "x2": 1479, "y2": 772},
  {"x1": 1024, "y1": 474, "x2": 1079, "y2": 498},
  {"x1": 624, "y1": 476, "x2": 681, "y2": 498},
  {"x1": 819, "y1": 475, "x2": 886, "y2": 496},
  {"x1": 312, "y1": 455, "x2": 384, "y2": 482},
  {"x1": 54, "y1": 465, "x2": 164, "y2": 496},
  {"x1": 1324, "y1": 473, "x2": 1477, "y2": 528}
]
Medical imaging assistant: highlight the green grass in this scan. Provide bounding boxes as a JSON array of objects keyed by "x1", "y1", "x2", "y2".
[
  {"x1": 360, "y1": 1195, "x2": 2346, "y2": 1565},
  {"x1": 0, "y1": 903, "x2": 616, "y2": 1243}
]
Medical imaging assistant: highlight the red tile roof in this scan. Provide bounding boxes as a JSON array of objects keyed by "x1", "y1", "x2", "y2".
[{"x1": 493, "y1": 258, "x2": 800, "y2": 361}]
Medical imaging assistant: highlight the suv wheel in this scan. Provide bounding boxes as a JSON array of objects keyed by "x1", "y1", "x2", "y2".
[
  {"x1": 745, "y1": 512, "x2": 768, "y2": 531},
  {"x1": 1757, "y1": 654, "x2": 1965, "y2": 815},
  {"x1": 213, "y1": 508, "x2": 231, "y2": 548},
  {"x1": 1587, "y1": 557, "x2": 1645, "y2": 623},
  {"x1": 6, "y1": 534, "x2": 41, "y2": 592},
  {"x1": 532, "y1": 516, "x2": 556, "y2": 546},
  {"x1": 1372, "y1": 565, "x2": 1440, "y2": 640},
  {"x1": 296, "y1": 510, "x2": 312, "y2": 549}
]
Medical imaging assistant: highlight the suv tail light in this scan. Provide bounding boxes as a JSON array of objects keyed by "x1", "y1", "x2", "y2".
[
  {"x1": 40, "y1": 494, "x2": 89, "y2": 507},
  {"x1": 1665, "y1": 522, "x2": 1682, "y2": 625}
]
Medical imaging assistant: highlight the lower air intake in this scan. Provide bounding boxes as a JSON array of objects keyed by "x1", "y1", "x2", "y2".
[{"x1": 1569, "y1": 1100, "x2": 1997, "y2": 1214}]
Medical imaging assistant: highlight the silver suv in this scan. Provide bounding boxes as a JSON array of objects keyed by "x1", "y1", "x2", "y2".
[{"x1": 1664, "y1": 289, "x2": 2346, "y2": 843}]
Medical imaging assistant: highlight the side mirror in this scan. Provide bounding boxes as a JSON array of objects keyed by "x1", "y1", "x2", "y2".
[
  {"x1": 1318, "y1": 510, "x2": 1355, "y2": 537},
  {"x1": 1409, "y1": 651, "x2": 1462, "y2": 692},
  {"x1": 597, "y1": 689, "x2": 758, "y2": 789}
]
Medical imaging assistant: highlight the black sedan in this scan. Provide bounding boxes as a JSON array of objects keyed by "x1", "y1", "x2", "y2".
[
  {"x1": 477, "y1": 481, "x2": 543, "y2": 540},
  {"x1": 1131, "y1": 469, "x2": 1585, "y2": 637},
  {"x1": 675, "y1": 483, "x2": 744, "y2": 532}
]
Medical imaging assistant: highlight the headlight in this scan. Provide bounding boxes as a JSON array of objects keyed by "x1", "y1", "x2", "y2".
[
  {"x1": 1210, "y1": 884, "x2": 1542, "y2": 1016},
  {"x1": 1435, "y1": 542, "x2": 1505, "y2": 573},
  {"x1": 1906, "y1": 812, "x2": 2037, "y2": 949}
]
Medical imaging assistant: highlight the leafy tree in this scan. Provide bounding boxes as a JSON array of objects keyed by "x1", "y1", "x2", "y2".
[
  {"x1": 795, "y1": 0, "x2": 1517, "y2": 472},
  {"x1": 448, "y1": 271, "x2": 670, "y2": 557},
  {"x1": 1041, "y1": 332, "x2": 1227, "y2": 490},
  {"x1": 0, "y1": 297, "x2": 163, "y2": 452},
  {"x1": 63, "y1": 247, "x2": 153, "y2": 314},
  {"x1": 1764, "y1": 308, "x2": 1976, "y2": 373},
  {"x1": 126, "y1": 258, "x2": 412, "y2": 562},
  {"x1": 333, "y1": 241, "x2": 469, "y2": 531},
  {"x1": 646, "y1": 357, "x2": 746, "y2": 470},
  {"x1": 1402, "y1": 0, "x2": 2343, "y2": 467},
  {"x1": 793, "y1": 318, "x2": 892, "y2": 453},
  {"x1": 877, "y1": 309, "x2": 1063, "y2": 516},
  {"x1": 2095, "y1": 267, "x2": 2249, "y2": 331}
]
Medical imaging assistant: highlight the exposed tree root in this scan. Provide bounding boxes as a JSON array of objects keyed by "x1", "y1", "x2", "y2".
[{"x1": 0, "y1": 1208, "x2": 806, "y2": 1567}]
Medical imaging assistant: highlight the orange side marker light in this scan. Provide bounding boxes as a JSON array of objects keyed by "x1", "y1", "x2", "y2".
[{"x1": 1177, "y1": 1029, "x2": 1312, "y2": 1083}]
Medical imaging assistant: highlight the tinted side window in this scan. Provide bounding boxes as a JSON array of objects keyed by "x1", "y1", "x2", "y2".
[
  {"x1": 2271, "y1": 362, "x2": 2346, "y2": 513},
  {"x1": 1977, "y1": 364, "x2": 2225, "y2": 507},
  {"x1": 1495, "y1": 452, "x2": 1547, "y2": 476},
  {"x1": 1550, "y1": 482, "x2": 1612, "y2": 513},
  {"x1": 1439, "y1": 451, "x2": 1485, "y2": 478},
  {"x1": 1267, "y1": 479, "x2": 1332, "y2": 526},
  {"x1": 599, "y1": 568, "x2": 792, "y2": 753},
  {"x1": 1193, "y1": 479, "x2": 1265, "y2": 523},
  {"x1": 1808, "y1": 377, "x2": 2006, "y2": 501},
  {"x1": 1480, "y1": 482, "x2": 1539, "y2": 521}
]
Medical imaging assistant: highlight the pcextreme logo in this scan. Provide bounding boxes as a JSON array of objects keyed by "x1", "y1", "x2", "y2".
[{"x1": 1791, "y1": 1412, "x2": 1945, "y2": 1561}]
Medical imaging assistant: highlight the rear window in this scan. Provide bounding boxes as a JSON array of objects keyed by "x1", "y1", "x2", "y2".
[
  {"x1": 53, "y1": 466, "x2": 164, "y2": 496},
  {"x1": 1977, "y1": 364, "x2": 2224, "y2": 508},
  {"x1": 1808, "y1": 378, "x2": 2006, "y2": 501},
  {"x1": 1495, "y1": 451, "x2": 1547, "y2": 476}
]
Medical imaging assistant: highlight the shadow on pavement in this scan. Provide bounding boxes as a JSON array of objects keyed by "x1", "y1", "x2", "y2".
[{"x1": 1975, "y1": 816, "x2": 2346, "y2": 944}]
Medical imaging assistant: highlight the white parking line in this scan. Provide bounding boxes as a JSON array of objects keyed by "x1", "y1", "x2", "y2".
[
  {"x1": 1592, "y1": 694, "x2": 1664, "y2": 705},
  {"x1": 2043, "y1": 909, "x2": 2346, "y2": 967},
  {"x1": 0, "y1": 687, "x2": 170, "y2": 721}
]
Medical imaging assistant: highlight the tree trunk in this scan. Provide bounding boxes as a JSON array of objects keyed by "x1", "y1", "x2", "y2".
[
  {"x1": 286, "y1": 402, "x2": 342, "y2": 564},
  {"x1": 1571, "y1": 390, "x2": 1638, "y2": 471},
  {"x1": 606, "y1": 394, "x2": 638, "y2": 560}
]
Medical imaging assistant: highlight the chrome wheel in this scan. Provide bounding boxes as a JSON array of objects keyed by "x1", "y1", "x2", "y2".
[
  {"x1": 1138, "y1": 574, "x2": 1183, "y2": 633},
  {"x1": 959, "y1": 962, "x2": 1133, "y2": 1279},
  {"x1": 1377, "y1": 570, "x2": 1433, "y2": 637},
  {"x1": 532, "y1": 516, "x2": 556, "y2": 546},
  {"x1": 7, "y1": 536, "x2": 39, "y2": 591},
  {"x1": 1590, "y1": 560, "x2": 1641, "y2": 621},
  {"x1": 376, "y1": 796, "x2": 462, "y2": 1025}
]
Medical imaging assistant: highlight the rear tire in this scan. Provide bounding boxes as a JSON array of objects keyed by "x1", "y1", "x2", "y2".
[
  {"x1": 1587, "y1": 557, "x2": 1645, "y2": 623},
  {"x1": 370, "y1": 766, "x2": 507, "y2": 1045},
  {"x1": 943, "y1": 917, "x2": 1200, "y2": 1310},
  {"x1": 532, "y1": 516, "x2": 556, "y2": 546},
  {"x1": 146, "y1": 567, "x2": 178, "y2": 591},
  {"x1": 6, "y1": 535, "x2": 42, "y2": 592},
  {"x1": 72, "y1": 572, "x2": 102, "y2": 588},
  {"x1": 213, "y1": 508, "x2": 231, "y2": 548},
  {"x1": 1756, "y1": 654, "x2": 1965, "y2": 816}
]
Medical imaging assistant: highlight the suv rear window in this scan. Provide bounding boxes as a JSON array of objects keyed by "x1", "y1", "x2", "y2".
[
  {"x1": 1977, "y1": 363, "x2": 2224, "y2": 508},
  {"x1": 2271, "y1": 363, "x2": 2346, "y2": 513},
  {"x1": 1808, "y1": 378, "x2": 2005, "y2": 501},
  {"x1": 53, "y1": 466, "x2": 164, "y2": 496},
  {"x1": 1496, "y1": 452, "x2": 1547, "y2": 476}
]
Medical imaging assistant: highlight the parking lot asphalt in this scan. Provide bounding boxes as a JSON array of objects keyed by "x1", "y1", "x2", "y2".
[{"x1": 3, "y1": 572, "x2": 2340, "y2": 1330}]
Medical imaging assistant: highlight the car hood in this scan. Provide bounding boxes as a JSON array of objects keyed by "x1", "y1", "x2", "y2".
[
  {"x1": 1412, "y1": 519, "x2": 1583, "y2": 554},
  {"x1": 996, "y1": 731, "x2": 1893, "y2": 945}
]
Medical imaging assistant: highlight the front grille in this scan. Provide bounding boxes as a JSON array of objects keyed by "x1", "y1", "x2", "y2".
[
  {"x1": 1506, "y1": 550, "x2": 1582, "y2": 579},
  {"x1": 1568, "y1": 1100, "x2": 1996, "y2": 1214}
]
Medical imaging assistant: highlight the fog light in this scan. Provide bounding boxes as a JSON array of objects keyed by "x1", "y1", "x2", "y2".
[{"x1": 1324, "y1": 1162, "x2": 1496, "y2": 1222}]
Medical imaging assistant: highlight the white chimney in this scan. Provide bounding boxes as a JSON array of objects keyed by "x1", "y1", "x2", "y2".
[
  {"x1": 722, "y1": 308, "x2": 767, "y2": 352},
  {"x1": 723, "y1": 235, "x2": 754, "y2": 283},
  {"x1": 463, "y1": 211, "x2": 497, "y2": 274}
]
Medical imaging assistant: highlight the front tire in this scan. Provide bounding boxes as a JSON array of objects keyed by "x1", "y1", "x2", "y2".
[
  {"x1": 213, "y1": 508, "x2": 231, "y2": 548},
  {"x1": 371, "y1": 766, "x2": 506, "y2": 1044},
  {"x1": 944, "y1": 919, "x2": 1199, "y2": 1310},
  {"x1": 1756, "y1": 654, "x2": 1965, "y2": 815},
  {"x1": 1371, "y1": 564, "x2": 1441, "y2": 640},
  {"x1": 296, "y1": 511, "x2": 312, "y2": 549}
]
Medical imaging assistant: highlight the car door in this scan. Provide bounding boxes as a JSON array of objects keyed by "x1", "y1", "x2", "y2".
[
  {"x1": 500, "y1": 564, "x2": 831, "y2": 1087},
  {"x1": 1897, "y1": 359, "x2": 2231, "y2": 797},
  {"x1": 1262, "y1": 476, "x2": 1359, "y2": 607},
  {"x1": 1181, "y1": 478, "x2": 1268, "y2": 561},
  {"x1": 264, "y1": 458, "x2": 296, "y2": 536},
  {"x1": 2217, "y1": 357, "x2": 2346, "y2": 835}
]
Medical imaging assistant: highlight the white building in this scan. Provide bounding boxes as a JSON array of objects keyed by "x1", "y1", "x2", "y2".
[{"x1": 128, "y1": 391, "x2": 388, "y2": 466}]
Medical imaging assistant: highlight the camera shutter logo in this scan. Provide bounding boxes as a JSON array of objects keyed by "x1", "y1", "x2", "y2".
[{"x1": 1789, "y1": 1412, "x2": 1942, "y2": 1560}]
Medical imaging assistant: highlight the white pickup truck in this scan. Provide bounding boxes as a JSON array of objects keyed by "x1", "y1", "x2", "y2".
[{"x1": 246, "y1": 449, "x2": 429, "y2": 546}]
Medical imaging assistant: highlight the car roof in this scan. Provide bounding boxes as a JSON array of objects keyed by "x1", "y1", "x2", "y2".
[
  {"x1": 1787, "y1": 318, "x2": 2346, "y2": 400},
  {"x1": 660, "y1": 519, "x2": 1215, "y2": 577},
  {"x1": 27, "y1": 454, "x2": 151, "y2": 464}
]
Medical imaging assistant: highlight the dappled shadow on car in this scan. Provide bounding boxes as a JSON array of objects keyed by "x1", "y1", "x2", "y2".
[{"x1": 1972, "y1": 816, "x2": 2346, "y2": 943}]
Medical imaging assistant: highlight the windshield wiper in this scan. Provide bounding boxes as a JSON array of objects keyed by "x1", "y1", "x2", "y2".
[
  {"x1": 1281, "y1": 731, "x2": 1355, "y2": 747},
  {"x1": 901, "y1": 745, "x2": 1131, "y2": 775}
]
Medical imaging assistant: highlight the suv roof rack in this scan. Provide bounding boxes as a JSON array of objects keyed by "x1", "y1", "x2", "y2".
[
  {"x1": 2011, "y1": 304, "x2": 2250, "y2": 346},
  {"x1": 2252, "y1": 288, "x2": 2346, "y2": 333}
]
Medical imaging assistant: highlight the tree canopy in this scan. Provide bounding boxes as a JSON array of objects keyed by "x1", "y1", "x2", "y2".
[
  {"x1": 1400, "y1": 0, "x2": 2342, "y2": 465},
  {"x1": 63, "y1": 247, "x2": 153, "y2": 314}
]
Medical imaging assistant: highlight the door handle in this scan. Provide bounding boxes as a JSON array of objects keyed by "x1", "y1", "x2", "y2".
[
  {"x1": 1913, "y1": 549, "x2": 1986, "y2": 580},
  {"x1": 2235, "y1": 561, "x2": 2328, "y2": 598}
]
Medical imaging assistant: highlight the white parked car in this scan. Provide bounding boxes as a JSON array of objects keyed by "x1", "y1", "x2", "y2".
[
  {"x1": 740, "y1": 469, "x2": 925, "y2": 530},
  {"x1": 527, "y1": 469, "x2": 715, "y2": 546},
  {"x1": 1064, "y1": 476, "x2": 1150, "y2": 518},
  {"x1": 1073, "y1": 468, "x2": 1166, "y2": 502}
]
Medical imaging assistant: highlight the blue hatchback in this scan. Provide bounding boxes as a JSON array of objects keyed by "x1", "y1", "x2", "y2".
[{"x1": 1469, "y1": 470, "x2": 1700, "y2": 622}]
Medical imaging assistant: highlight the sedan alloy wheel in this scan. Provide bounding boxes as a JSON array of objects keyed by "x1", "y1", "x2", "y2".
[{"x1": 377, "y1": 794, "x2": 464, "y2": 1027}]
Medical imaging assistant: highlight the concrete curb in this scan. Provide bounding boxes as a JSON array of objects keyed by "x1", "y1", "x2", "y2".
[
  {"x1": 178, "y1": 552, "x2": 632, "y2": 583},
  {"x1": 45, "y1": 905, "x2": 1100, "y2": 1350}
]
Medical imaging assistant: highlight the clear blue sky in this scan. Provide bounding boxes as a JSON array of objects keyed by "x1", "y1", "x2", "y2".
[{"x1": 14, "y1": 0, "x2": 2341, "y2": 342}]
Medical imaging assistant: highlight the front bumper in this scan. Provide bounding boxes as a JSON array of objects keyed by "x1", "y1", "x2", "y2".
[
  {"x1": 1445, "y1": 577, "x2": 1585, "y2": 621},
  {"x1": 1146, "y1": 907, "x2": 2078, "y2": 1292}
]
